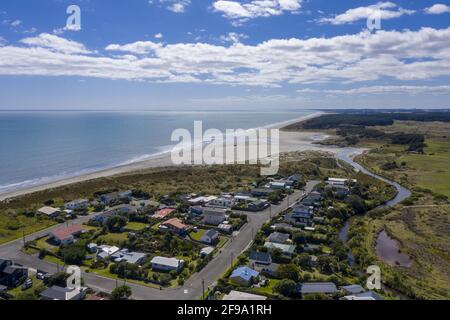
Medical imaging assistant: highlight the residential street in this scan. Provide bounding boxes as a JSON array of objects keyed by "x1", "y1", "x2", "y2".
[{"x1": 0, "y1": 181, "x2": 319, "y2": 300}]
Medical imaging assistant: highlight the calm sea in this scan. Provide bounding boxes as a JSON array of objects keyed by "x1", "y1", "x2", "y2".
[{"x1": 0, "y1": 110, "x2": 313, "y2": 194}]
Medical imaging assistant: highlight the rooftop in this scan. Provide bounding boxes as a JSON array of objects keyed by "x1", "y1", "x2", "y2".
[
  {"x1": 231, "y1": 266, "x2": 259, "y2": 281},
  {"x1": 162, "y1": 218, "x2": 188, "y2": 230},
  {"x1": 151, "y1": 256, "x2": 183, "y2": 268},
  {"x1": 297, "y1": 282, "x2": 338, "y2": 294},
  {"x1": 153, "y1": 208, "x2": 175, "y2": 219},
  {"x1": 51, "y1": 224, "x2": 83, "y2": 241},
  {"x1": 38, "y1": 206, "x2": 60, "y2": 216},
  {"x1": 223, "y1": 290, "x2": 267, "y2": 300}
]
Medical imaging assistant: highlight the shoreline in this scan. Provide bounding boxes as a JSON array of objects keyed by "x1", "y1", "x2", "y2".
[{"x1": 0, "y1": 111, "x2": 331, "y2": 201}]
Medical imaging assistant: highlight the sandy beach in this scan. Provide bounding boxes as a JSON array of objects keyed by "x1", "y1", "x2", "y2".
[{"x1": 0, "y1": 111, "x2": 336, "y2": 201}]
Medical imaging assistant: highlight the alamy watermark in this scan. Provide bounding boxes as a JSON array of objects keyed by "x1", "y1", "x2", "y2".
[
  {"x1": 170, "y1": 121, "x2": 280, "y2": 176},
  {"x1": 66, "y1": 265, "x2": 81, "y2": 289},
  {"x1": 366, "y1": 265, "x2": 381, "y2": 290},
  {"x1": 66, "y1": 5, "x2": 81, "y2": 31},
  {"x1": 367, "y1": 7, "x2": 382, "y2": 32}
]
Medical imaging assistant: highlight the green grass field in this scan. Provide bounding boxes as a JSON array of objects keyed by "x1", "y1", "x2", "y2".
[
  {"x1": 397, "y1": 141, "x2": 450, "y2": 197},
  {"x1": 125, "y1": 222, "x2": 148, "y2": 231}
]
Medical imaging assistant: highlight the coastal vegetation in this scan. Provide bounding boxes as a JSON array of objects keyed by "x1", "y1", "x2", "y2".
[{"x1": 0, "y1": 151, "x2": 351, "y2": 245}]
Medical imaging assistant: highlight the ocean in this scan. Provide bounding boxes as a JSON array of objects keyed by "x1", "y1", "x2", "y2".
[{"x1": 0, "y1": 110, "x2": 314, "y2": 194}]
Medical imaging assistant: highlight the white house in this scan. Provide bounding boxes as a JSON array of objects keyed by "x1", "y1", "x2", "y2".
[
  {"x1": 37, "y1": 206, "x2": 60, "y2": 218},
  {"x1": 96, "y1": 245, "x2": 120, "y2": 259},
  {"x1": 205, "y1": 197, "x2": 236, "y2": 209},
  {"x1": 151, "y1": 256, "x2": 184, "y2": 273},
  {"x1": 40, "y1": 286, "x2": 86, "y2": 301},
  {"x1": 65, "y1": 199, "x2": 89, "y2": 211},
  {"x1": 200, "y1": 229, "x2": 220, "y2": 245},
  {"x1": 327, "y1": 178, "x2": 357, "y2": 186},
  {"x1": 203, "y1": 208, "x2": 226, "y2": 226}
]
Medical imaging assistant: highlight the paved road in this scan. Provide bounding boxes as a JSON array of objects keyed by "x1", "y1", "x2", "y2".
[{"x1": 0, "y1": 181, "x2": 319, "y2": 300}]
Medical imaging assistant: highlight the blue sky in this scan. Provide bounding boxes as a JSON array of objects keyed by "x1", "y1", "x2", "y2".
[{"x1": 0, "y1": 0, "x2": 450, "y2": 109}]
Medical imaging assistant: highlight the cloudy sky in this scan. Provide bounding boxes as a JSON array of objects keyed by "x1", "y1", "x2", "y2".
[{"x1": 0, "y1": 0, "x2": 450, "y2": 109}]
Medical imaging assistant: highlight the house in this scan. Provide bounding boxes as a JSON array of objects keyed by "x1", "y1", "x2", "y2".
[
  {"x1": 223, "y1": 290, "x2": 267, "y2": 300},
  {"x1": 264, "y1": 242, "x2": 296, "y2": 256},
  {"x1": 286, "y1": 204, "x2": 313, "y2": 226},
  {"x1": 203, "y1": 208, "x2": 226, "y2": 226},
  {"x1": 40, "y1": 285, "x2": 86, "y2": 300},
  {"x1": 188, "y1": 196, "x2": 217, "y2": 206},
  {"x1": 49, "y1": 224, "x2": 84, "y2": 245},
  {"x1": 326, "y1": 184, "x2": 350, "y2": 197},
  {"x1": 161, "y1": 218, "x2": 189, "y2": 235},
  {"x1": 110, "y1": 249, "x2": 147, "y2": 265},
  {"x1": 250, "y1": 188, "x2": 276, "y2": 198},
  {"x1": 0, "y1": 259, "x2": 28, "y2": 287},
  {"x1": 118, "y1": 190, "x2": 133, "y2": 200},
  {"x1": 218, "y1": 223, "x2": 232, "y2": 234},
  {"x1": 65, "y1": 199, "x2": 89, "y2": 211},
  {"x1": 96, "y1": 245, "x2": 120, "y2": 260},
  {"x1": 267, "y1": 232, "x2": 290, "y2": 244},
  {"x1": 341, "y1": 284, "x2": 366, "y2": 295},
  {"x1": 327, "y1": 178, "x2": 357, "y2": 186},
  {"x1": 151, "y1": 256, "x2": 184, "y2": 272},
  {"x1": 296, "y1": 282, "x2": 338, "y2": 295},
  {"x1": 189, "y1": 206, "x2": 204, "y2": 216},
  {"x1": 153, "y1": 208, "x2": 175, "y2": 219},
  {"x1": 267, "y1": 181, "x2": 288, "y2": 190},
  {"x1": 229, "y1": 266, "x2": 259, "y2": 287},
  {"x1": 200, "y1": 229, "x2": 220, "y2": 245},
  {"x1": 37, "y1": 206, "x2": 60, "y2": 218},
  {"x1": 100, "y1": 192, "x2": 120, "y2": 205},
  {"x1": 200, "y1": 246, "x2": 215, "y2": 258},
  {"x1": 131, "y1": 200, "x2": 159, "y2": 213},
  {"x1": 252, "y1": 263, "x2": 279, "y2": 277},
  {"x1": 247, "y1": 200, "x2": 269, "y2": 212},
  {"x1": 310, "y1": 190, "x2": 322, "y2": 199},
  {"x1": 205, "y1": 197, "x2": 236, "y2": 209},
  {"x1": 249, "y1": 251, "x2": 272, "y2": 265},
  {"x1": 90, "y1": 209, "x2": 117, "y2": 225},
  {"x1": 287, "y1": 174, "x2": 302, "y2": 182},
  {"x1": 87, "y1": 243, "x2": 98, "y2": 253},
  {"x1": 343, "y1": 291, "x2": 383, "y2": 300}
]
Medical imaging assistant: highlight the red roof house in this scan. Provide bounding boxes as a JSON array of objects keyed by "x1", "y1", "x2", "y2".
[{"x1": 153, "y1": 208, "x2": 175, "y2": 219}]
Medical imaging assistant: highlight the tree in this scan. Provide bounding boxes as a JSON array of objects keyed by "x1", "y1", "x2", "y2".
[
  {"x1": 347, "y1": 195, "x2": 367, "y2": 215},
  {"x1": 45, "y1": 272, "x2": 69, "y2": 287},
  {"x1": 105, "y1": 215, "x2": 127, "y2": 232},
  {"x1": 60, "y1": 242, "x2": 86, "y2": 265},
  {"x1": 276, "y1": 264, "x2": 300, "y2": 282},
  {"x1": 111, "y1": 285, "x2": 132, "y2": 300},
  {"x1": 274, "y1": 279, "x2": 296, "y2": 297}
]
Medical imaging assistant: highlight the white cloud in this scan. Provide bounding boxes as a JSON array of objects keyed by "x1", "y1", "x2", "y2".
[
  {"x1": 297, "y1": 85, "x2": 450, "y2": 95},
  {"x1": 1, "y1": 27, "x2": 450, "y2": 88},
  {"x1": 154, "y1": 33, "x2": 163, "y2": 39},
  {"x1": 10, "y1": 19, "x2": 22, "y2": 27},
  {"x1": 319, "y1": 2, "x2": 414, "y2": 25},
  {"x1": 213, "y1": 0, "x2": 302, "y2": 24},
  {"x1": 425, "y1": 4, "x2": 450, "y2": 15},
  {"x1": 20, "y1": 33, "x2": 90, "y2": 54},
  {"x1": 105, "y1": 41, "x2": 162, "y2": 54},
  {"x1": 150, "y1": 0, "x2": 191, "y2": 13},
  {"x1": 219, "y1": 32, "x2": 248, "y2": 43}
]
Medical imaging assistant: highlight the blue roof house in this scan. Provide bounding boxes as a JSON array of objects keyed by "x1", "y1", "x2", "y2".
[{"x1": 230, "y1": 266, "x2": 259, "y2": 287}]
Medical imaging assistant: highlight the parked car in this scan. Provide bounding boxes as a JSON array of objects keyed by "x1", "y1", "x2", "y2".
[{"x1": 21, "y1": 278, "x2": 32, "y2": 291}]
